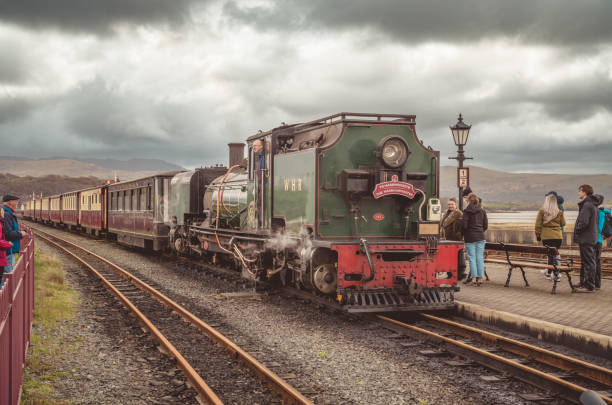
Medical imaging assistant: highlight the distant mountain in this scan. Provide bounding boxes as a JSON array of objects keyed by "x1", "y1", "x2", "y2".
[
  {"x1": 0, "y1": 174, "x2": 102, "y2": 199},
  {"x1": 441, "y1": 166, "x2": 612, "y2": 205},
  {"x1": 0, "y1": 156, "x2": 185, "y2": 180},
  {"x1": 51, "y1": 157, "x2": 184, "y2": 172}
]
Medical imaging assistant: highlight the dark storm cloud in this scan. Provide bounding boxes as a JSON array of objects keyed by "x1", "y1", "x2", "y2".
[
  {"x1": 223, "y1": 0, "x2": 612, "y2": 47},
  {"x1": 64, "y1": 78, "x2": 177, "y2": 144},
  {"x1": 0, "y1": 0, "x2": 200, "y2": 35},
  {"x1": 470, "y1": 137, "x2": 612, "y2": 174},
  {"x1": 528, "y1": 75, "x2": 612, "y2": 121},
  {"x1": 60, "y1": 78, "x2": 234, "y2": 165}
]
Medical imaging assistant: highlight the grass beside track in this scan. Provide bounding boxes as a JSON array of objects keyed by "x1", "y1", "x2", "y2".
[{"x1": 22, "y1": 249, "x2": 80, "y2": 405}]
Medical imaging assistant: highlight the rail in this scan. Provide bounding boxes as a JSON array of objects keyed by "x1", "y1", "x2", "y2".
[
  {"x1": 377, "y1": 314, "x2": 612, "y2": 404},
  {"x1": 33, "y1": 228, "x2": 313, "y2": 405},
  {"x1": 0, "y1": 226, "x2": 35, "y2": 405}
]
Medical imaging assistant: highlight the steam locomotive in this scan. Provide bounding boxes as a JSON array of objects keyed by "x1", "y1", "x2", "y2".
[{"x1": 24, "y1": 113, "x2": 464, "y2": 312}]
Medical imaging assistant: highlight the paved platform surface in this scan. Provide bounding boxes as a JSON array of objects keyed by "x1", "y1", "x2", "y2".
[{"x1": 455, "y1": 262, "x2": 612, "y2": 337}]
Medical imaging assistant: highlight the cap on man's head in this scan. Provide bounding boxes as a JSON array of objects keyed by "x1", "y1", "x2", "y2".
[
  {"x1": 2, "y1": 194, "x2": 20, "y2": 202},
  {"x1": 461, "y1": 186, "x2": 473, "y2": 197}
]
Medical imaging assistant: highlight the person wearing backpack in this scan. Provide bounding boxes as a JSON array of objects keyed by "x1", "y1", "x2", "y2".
[{"x1": 595, "y1": 198, "x2": 611, "y2": 290}]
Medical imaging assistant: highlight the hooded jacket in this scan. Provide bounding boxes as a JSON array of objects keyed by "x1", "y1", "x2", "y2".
[
  {"x1": 0, "y1": 218, "x2": 13, "y2": 266},
  {"x1": 462, "y1": 203, "x2": 488, "y2": 243},
  {"x1": 596, "y1": 194, "x2": 611, "y2": 244},
  {"x1": 2, "y1": 205, "x2": 22, "y2": 254},
  {"x1": 440, "y1": 209, "x2": 463, "y2": 241},
  {"x1": 574, "y1": 194, "x2": 601, "y2": 245},
  {"x1": 535, "y1": 210, "x2": 566, "y2": 241}
]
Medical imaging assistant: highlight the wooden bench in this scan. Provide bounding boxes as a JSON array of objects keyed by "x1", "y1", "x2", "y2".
[{"x1": 485, "y1": 242, "x2": 576, "y2": 294}]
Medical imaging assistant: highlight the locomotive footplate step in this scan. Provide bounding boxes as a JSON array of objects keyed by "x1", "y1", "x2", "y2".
[{"x1": 518, "y1": 393, "x2": 555, "y2": 402}]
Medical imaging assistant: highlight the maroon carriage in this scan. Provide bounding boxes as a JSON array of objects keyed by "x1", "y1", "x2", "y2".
[
  {"x1": 41, "y1": 197, "x2": 51, "y2": 223},
  {"x1": 49, "y1": 195, "x2": 62, "y2": 223},
  {"x1": 79, "y1": 186, "x2": 107, "y2": 235},
  {"x1": 107, "y1": 171, "x2": 180, "y2": 250},
  {"x1": 61, "y1": 191, "x2": 79, "y2": 229},
  {"x1": 34, "y1": 199, "x2": 41, "y2": 221}
]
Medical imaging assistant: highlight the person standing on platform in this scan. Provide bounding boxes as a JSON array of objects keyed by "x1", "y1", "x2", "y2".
[
  {"x1": 535, "y1": 193, "x2": 566, "y2": 280},
  {"x1": 2, "y1": 195, "x2": 26, "y2": 274},
  {"x1": 462, "y1": 193, "x2": 488, "y2": 286},
  {"x1": 441, "y1": 198, "x2": 466, "y2": 281},
  {"x1": 573, "y1": 185, "x2": 599, "y2": 292},
  {"x1": 0, "y1": 207, "x2": 14, "y2": 290},
  {"x1": 595, "y1": 195, "x2": 610, "y2": 290},
  {"x1": 441, "y1": 198, "x2": 463, "y2": 241}
]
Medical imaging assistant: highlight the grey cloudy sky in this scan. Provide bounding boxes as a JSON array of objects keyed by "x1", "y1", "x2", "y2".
[{"x1": 1, "y1": 0, "x2": 611, "y2": 173}]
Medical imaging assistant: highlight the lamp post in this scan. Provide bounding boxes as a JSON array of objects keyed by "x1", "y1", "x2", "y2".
[{"x1": 448, "y1": 113, "x2": 472, "y2": 210}]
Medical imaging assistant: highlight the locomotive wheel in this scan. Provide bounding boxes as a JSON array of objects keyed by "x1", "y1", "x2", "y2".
[{"x1": 313, "y1": 264, "x2": 337, "y2": 295}]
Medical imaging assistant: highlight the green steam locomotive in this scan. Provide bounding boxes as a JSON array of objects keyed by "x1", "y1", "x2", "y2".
[{"x1": 169, "y1": 113, "x2": 464, "y2": 312}]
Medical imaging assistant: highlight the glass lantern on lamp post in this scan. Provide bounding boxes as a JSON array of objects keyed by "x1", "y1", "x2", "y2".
[{"x1": 448, "y1": 114, "x2": 472, "y2": 210}]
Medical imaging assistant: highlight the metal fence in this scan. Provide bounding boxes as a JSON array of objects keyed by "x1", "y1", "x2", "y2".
[{"x1": 0, "y1": 227, "x2": 35, "y2": 405}]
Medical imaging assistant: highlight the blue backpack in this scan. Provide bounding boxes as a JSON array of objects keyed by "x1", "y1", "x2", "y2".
[{"x1": 603, "y1": 211, "x2": 612, "y2": 239}]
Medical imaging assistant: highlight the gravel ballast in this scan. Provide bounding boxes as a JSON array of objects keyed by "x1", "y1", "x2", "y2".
[{"x1": 32, "y1": 242, "x2": 199, "y2": 405}]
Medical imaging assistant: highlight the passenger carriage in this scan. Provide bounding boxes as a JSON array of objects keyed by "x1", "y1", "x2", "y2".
[
  {"x1": 61, "y1": 191, "x2": 79, "y2": 228},
  {"x1": 107, "y1": 171, "x2": 181, "y2": 250},
  {"x1": 79, "y1": 186, "x2": 107, "y2": 235},
  {"x1": 49, "y1": 195, "x2": 62, "y2": 223},
  {"x1": 41, "y1": 197, "x2": 51, "y2": 223}
]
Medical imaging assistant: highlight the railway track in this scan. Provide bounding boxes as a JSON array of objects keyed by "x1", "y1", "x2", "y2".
[
  {"x1": 33, "y1": 228, "x2": 313, "y2": 405},
  {"x1": 485, "y1": 249, "x2": 612, "y2": 279},
  {"x1": 377, "y1": 314, "x2": 612, "y2": 404},
  {"x1": 28, "y1": 221, "x2": 612, "y2": 403}
]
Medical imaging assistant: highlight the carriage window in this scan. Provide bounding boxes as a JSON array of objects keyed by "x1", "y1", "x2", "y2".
[
  {"x1": 147, "y1": 185, "x2": 152, "y2": 210},
  {"x1": 154, "y1": 177, "x2": 170, "y2": 222},
  {"x1": 140, "y1": 188, "x2": 146, "y2": 210}
]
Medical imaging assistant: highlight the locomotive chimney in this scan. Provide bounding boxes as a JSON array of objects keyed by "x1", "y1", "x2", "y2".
[{"x1": 228, "y1": 142, "x2": 245, "y2": 167}]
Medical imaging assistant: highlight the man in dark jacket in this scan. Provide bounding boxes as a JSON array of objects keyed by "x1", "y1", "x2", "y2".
[
  {"x1": 573, "y1": 185, "x2": 599, "y2": 292},
  {"x1": 2, "y1": 195, "x2": 26, "y2": 273}
]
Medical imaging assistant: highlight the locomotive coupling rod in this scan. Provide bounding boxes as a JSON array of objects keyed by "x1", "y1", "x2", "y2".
[{"x1": 360, "y1": 238, "x2": 376, "y2": 282}]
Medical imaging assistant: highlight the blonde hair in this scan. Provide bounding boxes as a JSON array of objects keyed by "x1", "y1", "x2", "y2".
[{"x1": 542, "y1": 193, "x2": 559, "y2": 223}]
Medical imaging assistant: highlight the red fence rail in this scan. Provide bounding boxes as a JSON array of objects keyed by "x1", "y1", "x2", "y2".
[{"x1": 0, "y1": 226, "x2": 35, "y2": 405}]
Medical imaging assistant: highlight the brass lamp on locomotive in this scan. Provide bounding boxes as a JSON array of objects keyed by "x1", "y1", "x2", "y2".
[{"x1": 169, "y1": 113, "x2": 465, "y2": 312}]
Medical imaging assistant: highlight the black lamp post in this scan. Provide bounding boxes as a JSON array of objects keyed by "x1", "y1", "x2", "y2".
[{"x1": 448, "y1": 113, "x2": 472, "y2": 210}]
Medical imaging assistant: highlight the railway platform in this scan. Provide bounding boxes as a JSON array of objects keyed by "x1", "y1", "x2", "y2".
[{"x1": 455, "y1": 262, "x2": 612, "y2": 357}]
